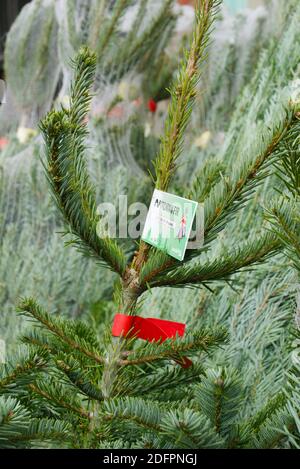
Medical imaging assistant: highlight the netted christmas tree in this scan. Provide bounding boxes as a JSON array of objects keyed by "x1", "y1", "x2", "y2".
[{"x1": 0, "y1": 0, "x2": 300, "y2": 449}]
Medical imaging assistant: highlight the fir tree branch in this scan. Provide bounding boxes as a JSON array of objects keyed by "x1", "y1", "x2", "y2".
[
  {"x1": 149, "y1": 233, "x2": 279, "y2": 288},
  {"x1": 119, "y1": 328, "x2": 227, "y2": 366},
  {"x1": 246, "y1": 392, "x2": 287, "y2": 437},
  {"x1": 273, "y1": 111, "x2": 300, "y2": 197},
  {"x1": 265, "y1": 198, "x2": 300, "y2": 271},
  {"x1": 139, "y1": 109, "x2": 299, "y2": 287},
  {"x1": 189, "y1": 159, "x2": 225, "y2": 203},
  {"x1": 0, "y1": 397, "x2": 31, "y2": 448},
  {"x1": 96, "y1": 0, "x2": 131, "y2": 62},
  {"x1": 194, "y1": 367, "x2": 243, "y2": 438},
  {"x1": 127, "y1": 0, "x2": 174, "y2": 72},
  {"x1": 250, "y1": 407, "x2": 295, "y2": 449},
  {"x1": 7, "y1": 418, "x2": 70, "y2": 444},
  {"x1": 28, "y1": 383, "x2": 89, "y2": 419},
  {"x1": 40, "y1": 47, "x2": 126, "y2": 276},
  {"x1": 18, "y1": 298, "x2": 105, "y2": 365},
  {"x1": 153, "y1": 0, "x2": 221, "y2": 192},
  {"x1": 265, "y1": 111, "x2": 300, "y2": 271},
  {"x1": 102, "y1": 0, "x2": 175, "y2": 82},
  {"x1": 160, "y1": 408, "x2": 224, "y2": 448},
  {"x1": 104, "y1": 397, "x2": 162, "y2": 432},
  {"x1": 125, "y1": 364, "x2": 205, "y2": 398},
  {"x1": 55, "y1": 357, "x2": 103, "y2": 402},
  {"x1": 21, "y1": 329, "x2": 67, "y2": 355},
  {"x1": 0, "y1": 396, "x2": 69, "y2": 448},
  {"x1": 131, "y1": 0, "x2": 221, "y2": 292},
  {"x1": 203, "y1": 110, "x2": 298, "y2": 245},
  {"x1": 0, "y1": 352, "x2": 47, "y2": 390}
]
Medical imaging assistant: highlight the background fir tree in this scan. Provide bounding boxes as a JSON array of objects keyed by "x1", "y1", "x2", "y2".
[{"x1": 1, "y1": 0, "x2": 300, "y2": 449}]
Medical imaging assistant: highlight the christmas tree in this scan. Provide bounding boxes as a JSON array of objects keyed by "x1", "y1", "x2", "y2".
[{"x1": 0, "y1": 0, "x2": 300, "y2": 449}]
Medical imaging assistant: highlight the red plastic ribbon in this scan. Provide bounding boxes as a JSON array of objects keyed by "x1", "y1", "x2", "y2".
[{"x1": 112, "y1": 313, "x2": 193, "y2": 368}]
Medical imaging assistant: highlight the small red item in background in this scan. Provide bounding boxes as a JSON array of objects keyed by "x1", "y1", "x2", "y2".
[
  {"x1": 0, "y1": 137, "x2": 9, "y2": 150},
  {"x1": 112, "y1": 313, "x2": 193, "y2": 368},
  {"x1": 148, "y1": 98, "x2": 157, "y2": 113},
  {"x1": 177, "y1": 0, "x2": 195, "y2": 5}
]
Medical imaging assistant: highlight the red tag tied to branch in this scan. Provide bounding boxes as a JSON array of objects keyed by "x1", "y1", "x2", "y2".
[{"x1": 112, "y1": 313, "x2": 193, "y2": 368}]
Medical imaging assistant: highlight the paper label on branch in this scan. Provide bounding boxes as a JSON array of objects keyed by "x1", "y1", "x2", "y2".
[{"x1": 142, "y1": 189, "x2": 198, "y2": 261}]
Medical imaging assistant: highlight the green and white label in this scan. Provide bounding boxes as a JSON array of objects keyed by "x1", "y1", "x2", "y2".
[{"x1": 142, "y1": 189, "x2": 198, "y2": 261}]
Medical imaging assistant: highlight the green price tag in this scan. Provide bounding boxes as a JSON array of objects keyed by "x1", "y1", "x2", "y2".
[{"x1": 142, "y1": 189, "x2": 198, "y2": 261}]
